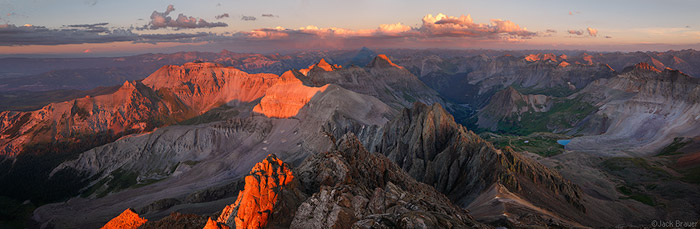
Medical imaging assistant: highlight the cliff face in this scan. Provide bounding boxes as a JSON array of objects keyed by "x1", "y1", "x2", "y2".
[
  {"x1": 216, "y1": 154, "x2": 304, "y2": 229},
  {"x1": 476, "y1": 86, "x2": 552, "y2": 130},
  {"x1": 567, "y1": 63, "x2": 700, "y2": 155},
  {"x1": 290, "y1": 133, "x2": 484, "y2": 228},
  {"x1": 375, "y1": 102, "x2": 587, "y2": 226}
]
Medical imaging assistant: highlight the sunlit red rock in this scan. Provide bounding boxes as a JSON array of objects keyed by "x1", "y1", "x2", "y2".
[
  {"x1": 582, "y1": 53, "x2": 594, "y2": 65},
  {"x1": 203, "y1": 218, "x2": 230, "y2": 229},
  {"x1": 542, "y1": 53, "x2": 557, "y2": 62},
  {"x1": 253, "y1": 71, "x2": 328, "y2": 118},
  {"x1": 524, "y1": 54, "x2": 540, "y2": 62},
  {"x1": 299, "y1": 58, "x2": 341, "y2": 76},
  {"x1": 368, "y1": 54, "x2": 402, "y2": 68},
  {"x1": 632, "y1": 62, "x2": 661, "y2": 73},
  {"x1": 558, "y1": 61, "x2": 570, "y2": 67},
  {"x1": 216, "y1": 154, "x2": 295, "y2": 228},
  {"x1": 0, "y1": 62, "x2": 297, "y2": 157},
  {"x1": 101, "y1": 208, "x2": 147, "y2": 229}
]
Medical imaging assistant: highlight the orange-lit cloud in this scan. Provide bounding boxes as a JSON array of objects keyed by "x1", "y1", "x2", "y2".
[
  {"x1": 241, "y1": 13, "x2": 535, "y2": 42},
  {"x1": 147, "y1": 5, "x2": 227, "y2": 29},
  {"x1": 83, "y1": 49, "x2": 91, "y2": 53},
  {"x1": 587, "y1": 27, "x2": 598, "y2": 37}
]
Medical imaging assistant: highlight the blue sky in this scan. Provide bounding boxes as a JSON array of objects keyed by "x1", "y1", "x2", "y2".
[{"x1": 1, "y1": 0, "x2": 699, "y2": 56}]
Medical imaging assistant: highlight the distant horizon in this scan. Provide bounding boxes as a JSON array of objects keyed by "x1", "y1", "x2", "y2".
[{"x1": 1, "y1": 46, "x2": 698, "y2": 59}]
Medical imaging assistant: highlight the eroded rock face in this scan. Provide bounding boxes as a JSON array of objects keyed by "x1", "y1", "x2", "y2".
[
  {"x1": 376, "y1": 102, "x2": 587, "y2": 226},
  {"x1": 216, "y1": 154, "x2": 305, "y2": 229},
  {"x1": 567, "y1": 63, "x2": 700, "y2": 155},
  {"x1": 100, "y1": 208, "x2": 147, "y2": 229},
  {"x1": 290, "y1": 133, "x2": 484, "y2": 228},
  {"x1": 476, "y1": 86, "x2": 552, "y2": 130}
]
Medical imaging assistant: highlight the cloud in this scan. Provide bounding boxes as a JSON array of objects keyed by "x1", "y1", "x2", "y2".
[
  {"x1": 546, "y1": 29, "x2": 557, "y2": 33},
  {"x1": 0, "y1": 24, "x2": 136, "y2": 45},
  {"x1": 587, "y1": 27, "x2": 598, "y2": 37},
  {"x1": 64, "y1": 22, "x2": 110, "y2": 32},
  {"x1": 215, "y1": 13, "x2": 229, "y2": 19},
  {"x1": 568, "y1": 30, "x2": 584, "y2": 36},
  {"x1": 0, "y1": 23, "x2": 214, "y2": 46},
  {"x1": 568, "y1": 28, "x2": 597, "y2": 37},
  {"x1": 605, "y1": 35, "x2": 612, "y2": 39},
  {"x1": 0, "y1": 12, "x2": 540, "y2": 51},
  {"x1": 261, "y1": 14, "x2": 278, "y2": 18},
  {"x1": 241, "y1": 16, "x2": 256, "y2": 21},
  {"x1": 147, "y1": 5, "x2": 227, "y2": 29},
  {"x1": 419, "y1": 13, "x2": 536, "y2": 39}
]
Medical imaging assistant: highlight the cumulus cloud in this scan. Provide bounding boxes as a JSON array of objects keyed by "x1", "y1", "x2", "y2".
[
  {"x1": 241, "y1": 16, "x2": 256, "y2": 21},
  {"x1": 147, "y1": 5, "x2": 227, "y2": 29},
  {"x1": 215, "y1": 13, "x2": 229, "y2": 19},
  {"x1": 419, "y1": 13, "x2": 535, "y2": 39},
  {"x1": 587, "y1": 27, "x2": 598, "y2": 37},
  {"x1": 261, "y1": 14, "x2": 278, "y2": 18}
]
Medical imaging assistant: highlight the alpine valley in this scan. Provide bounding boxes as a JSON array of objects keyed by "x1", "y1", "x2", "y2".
[{"x1": 1, "y1": 48, "x2": 700, "y2": 229}]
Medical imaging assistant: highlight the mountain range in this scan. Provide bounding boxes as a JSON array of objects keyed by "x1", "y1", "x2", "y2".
[{"x1": 1, "y1": 49, "x2": 699, "y2": 228}]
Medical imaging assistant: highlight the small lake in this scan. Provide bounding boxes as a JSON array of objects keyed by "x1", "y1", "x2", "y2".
[{"x1": 557, "y1": 139, "x2": 571, "y2": 146}]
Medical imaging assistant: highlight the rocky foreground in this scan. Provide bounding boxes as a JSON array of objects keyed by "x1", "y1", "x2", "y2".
[{"x1": 102, "y1": 134, "x2": 485, "y2": 228}]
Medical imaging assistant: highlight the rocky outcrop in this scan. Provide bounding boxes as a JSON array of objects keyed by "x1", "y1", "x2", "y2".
[
  {"x1": 567, "y1": 64, "x2": 700, "y2": 155},
  {"x1": 101, "y1": 208, "x2": 147, "y2": 229},
  {"x1": 203, "y1": 218, "x2": 230, "y2": 229},
  {"x1": 375, "y1": 102, "x2": 587, "y2": 226},
  {"x1": 290, "y1": 133, "x2": 484, "y2": 228},
  {"x1": 216, "y1": 154, "x2": 305, "y2": 228},
  {"x1": 476, "y1": 86, "x2": 552, "y2": 130}
]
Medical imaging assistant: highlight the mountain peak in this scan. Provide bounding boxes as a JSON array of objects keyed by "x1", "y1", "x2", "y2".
[
  {"x1": 101, "y1": 208, "x2": 148, "y2": 229},
  {"x1": 216, "y1": 154, "x2": 297, "y2": 228},
  {"x1": 299, "y1": 58, "x2": 340, "y2": 75},
  {"x1": 623, "y1": 62, "x2": 661, "y2": 73},
  {"x1": 315, "y1": 58, "x2": 336, "y2": 71},
  {"x1": 368, "y1": 54, "x2": 401, "y2": 68}
]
